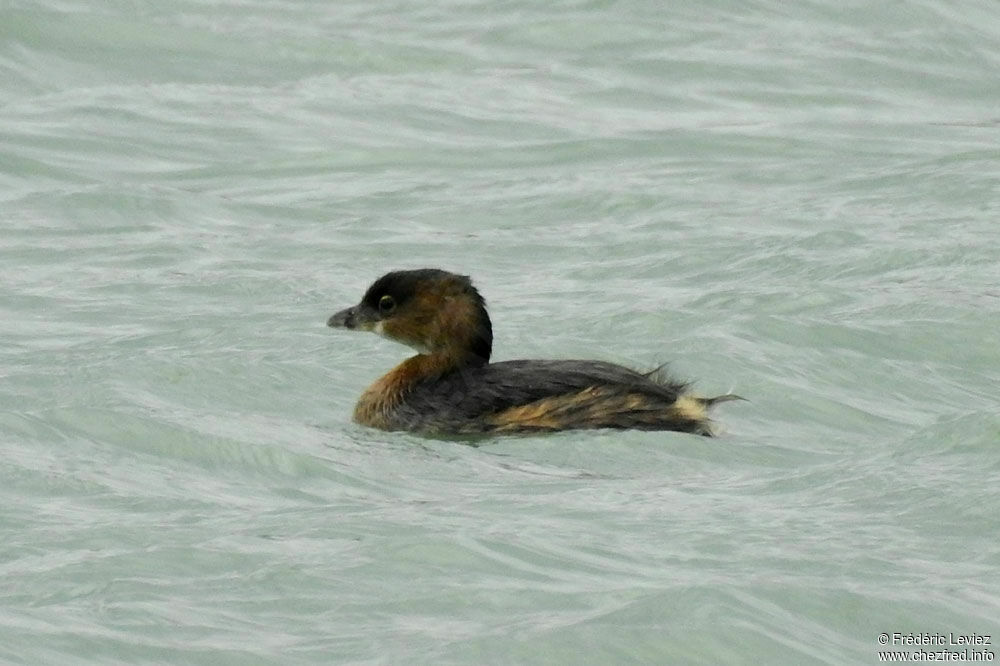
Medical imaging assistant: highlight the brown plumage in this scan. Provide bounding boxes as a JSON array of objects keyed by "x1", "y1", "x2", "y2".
[{"x1": 327, "y1": 269, "x2": 739, "y2": 436}]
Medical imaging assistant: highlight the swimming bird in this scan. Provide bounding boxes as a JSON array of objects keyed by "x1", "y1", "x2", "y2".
[{"x1": 327, "y1": 268, "x2": 738, "y2": 435}]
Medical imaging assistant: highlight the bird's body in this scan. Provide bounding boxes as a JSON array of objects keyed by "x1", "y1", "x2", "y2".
[{"x1": 327, "y1": 269, "x2": 737, "y2": 436}]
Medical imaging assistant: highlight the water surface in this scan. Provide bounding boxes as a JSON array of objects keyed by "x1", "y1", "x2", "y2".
[{"x1": 2, "y1": 0, "x2": 999, "y2": 663}]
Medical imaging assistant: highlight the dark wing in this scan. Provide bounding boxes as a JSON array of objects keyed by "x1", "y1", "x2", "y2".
[{"x1": 395, "y1": 359, "x2": 689, "y2": 432}]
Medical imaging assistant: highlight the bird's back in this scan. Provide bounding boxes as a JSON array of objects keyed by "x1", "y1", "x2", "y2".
[{"x1": 389, "y1": 359, "x2": 720, "y2": 435}]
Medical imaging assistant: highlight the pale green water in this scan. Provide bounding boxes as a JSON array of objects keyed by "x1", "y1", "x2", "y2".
[{"x1": 3, "y1": 1, "x2": 1000, "y2": 664}]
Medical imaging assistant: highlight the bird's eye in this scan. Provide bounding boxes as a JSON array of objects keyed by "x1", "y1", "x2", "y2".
[{"x1": 378, "y1": 294, "x2": 396, "y2": 314}]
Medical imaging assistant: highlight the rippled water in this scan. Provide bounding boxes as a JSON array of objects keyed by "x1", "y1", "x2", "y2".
[{"x1": 3, "y1": 0, "x2": 999, "y2": 663}]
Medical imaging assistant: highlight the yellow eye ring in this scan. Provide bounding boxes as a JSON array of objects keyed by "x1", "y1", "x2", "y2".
[{"x1": 378, "y1": 294, "x2": 396, "y2": 314}]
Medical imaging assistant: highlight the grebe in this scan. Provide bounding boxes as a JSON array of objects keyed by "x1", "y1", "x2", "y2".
[{"x1": 327, "y1": 269, "x2": 738, "y2": 436}]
